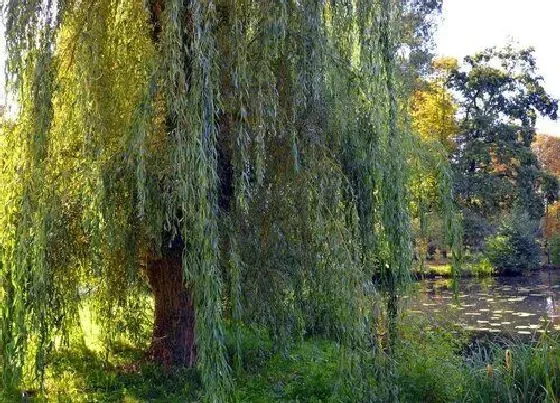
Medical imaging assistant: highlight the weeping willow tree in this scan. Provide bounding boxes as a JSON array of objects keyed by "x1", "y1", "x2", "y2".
[{"x1": 0, "y1": 0, "x2": 444, "y2": 400}]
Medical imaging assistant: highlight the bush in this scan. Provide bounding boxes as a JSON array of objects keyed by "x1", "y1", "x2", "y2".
[
  {"x1": 469, "y1": 255, "x2": 494, "y2": 277},
  {"x1": 396, "y1": 319, "x2": 467, "y2": 402},
  {"x1": 484, "y1": 213, "x2": 540, "y2": 275},
  {"x1": 550, "y1": 234, "x2": 560, "y2": 265}
]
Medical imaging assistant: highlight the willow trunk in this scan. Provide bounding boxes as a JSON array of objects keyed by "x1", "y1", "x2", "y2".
[{"x1": 145, "y1": 254, "x2": 196, "y2": 366}]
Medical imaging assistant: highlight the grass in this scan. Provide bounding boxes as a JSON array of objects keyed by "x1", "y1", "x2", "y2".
[
  {"x1": 1, "y1": 341, "x2": 201, "y2": 402},
  {"x1": 414, "y1": 263, "x2": 489, "y2": 278},
  {"x1": 0, "y1": 334, "x2": 341, "y2": 402},
  {"x1": 1, "y1": 307, "x2": 559, "y2": 402},
  {"x1": 424, "y1": 263, "x2": 455, "y2": 277},
  {"x1": 463, "y1": 335, "x2": 560, "y2": 402},
  {"x1": 236, "y1": 339, "x2": 340, "y2": 402},
  {"x1": 414, "y1": 256, "x2": 495, "y2": 278}
]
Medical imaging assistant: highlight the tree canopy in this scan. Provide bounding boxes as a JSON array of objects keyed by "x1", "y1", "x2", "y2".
[
  {"x1": 446, "y1": 47, "x2": 558, "y2": 246},
  {"x1": 409, "y1": 58, "x2": 458, "y2": 153},
  {"x1": 4, "y1": 0, "x2": 560, "y2": 399},
  {"x1": 0, "y1": 1, "x2": 451, "y2": 400},
  {"x1": 533, "y1": 133, "x2": 560, "y2": 177}
]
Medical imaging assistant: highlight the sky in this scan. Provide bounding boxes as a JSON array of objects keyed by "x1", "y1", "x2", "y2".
[
  {"x1": 435, "y1": 0, "x2": 560, "y2": 136},
  {"x1": 1, "y1": 2, "x2": 560, "y2": 135}
]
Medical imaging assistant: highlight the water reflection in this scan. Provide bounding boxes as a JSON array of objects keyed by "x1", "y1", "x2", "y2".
[{"x1": 405, "y1": 270, "x2": 560, "y2": 335}]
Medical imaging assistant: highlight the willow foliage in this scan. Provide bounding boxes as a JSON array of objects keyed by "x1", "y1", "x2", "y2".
[{"x1": 0, "y1": 0, "x2": 446, "y2": 400}]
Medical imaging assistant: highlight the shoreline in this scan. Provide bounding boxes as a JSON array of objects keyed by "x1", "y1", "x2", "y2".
[{"x1": 412, "y1": 263, "x2": 560, "y2": 280}]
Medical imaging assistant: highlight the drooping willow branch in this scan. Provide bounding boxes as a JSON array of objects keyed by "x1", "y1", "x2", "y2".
[{"x1": 0, "y1": 1, "x2": 451, "y2": 401}]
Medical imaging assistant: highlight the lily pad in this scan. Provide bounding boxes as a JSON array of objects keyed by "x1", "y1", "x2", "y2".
[{"x1": 514, "y1": 312, "x2": 535, "y2": 317}]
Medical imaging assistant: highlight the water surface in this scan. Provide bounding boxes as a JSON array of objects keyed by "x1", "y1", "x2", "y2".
[{"x1": 406, "y1": 270, "x2": 560, "y2": 335}]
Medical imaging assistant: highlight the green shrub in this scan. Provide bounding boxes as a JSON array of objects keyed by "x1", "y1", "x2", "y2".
[
  {"x1": 484, "y1": 213, "x2": 540, "y2": 275},
  {"x1": 550, "y1": 234, "x2": 560, "y2": 265},
  {"x1": 393, "y1": 316, "x2": 468, "y2": 402},
  {"x1": 237, "y1": 339, "x2": 340, "y2": 402},
  {"x1": 467, "y1": 254, "x2": 494, "y2": 277}
]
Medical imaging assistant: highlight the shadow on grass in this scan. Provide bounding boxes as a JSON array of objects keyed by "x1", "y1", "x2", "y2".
[
  {"x1": 1, "y1": 326, "x2": 345, "y2": 402},
  {"x1": 42, "y1": 342, "x2": 201, "y2": 402},
  {"x1": 235, "y1": 339, "x2": 341, "y2": 402}
]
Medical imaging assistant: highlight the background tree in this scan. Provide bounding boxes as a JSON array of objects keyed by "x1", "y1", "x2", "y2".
[
  {"x1": 400, "y1": 0, "x2": 443, "y2": 80},
  {"x1": 408, "y1": 134, "x2": 460, "y2": 274},
  {"x1": 532, "y1": 133, "x2": 559, "y2": 262},
  {"x1": 533, "y1": 134, "x2": 560, "y2": 177},
  {"x1": 544, "y1": 203, "x2": 560, "y2": 239},
  {"x1": 408, "y1": 57, "x2": 461, "y2": 274},
  {"x1": 409, "y1": 85, "x2": 457, "y2": 152},
  {"x1": 447, "y1": 47, "x2": 558, "y2": 247}
]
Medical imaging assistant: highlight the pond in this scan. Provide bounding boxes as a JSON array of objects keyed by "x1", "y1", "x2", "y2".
[{"x1": 405, "y1": 270, "x2": 560, "y2": 335}]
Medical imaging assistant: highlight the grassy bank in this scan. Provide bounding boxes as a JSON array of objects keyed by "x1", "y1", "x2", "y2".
[
  {"x1": 413, "y1": 262, "x2": 491, "y2": 278},
  {"x1": 413, "y1": 261, "x2": 560, "y2": 279},
  {"x1": 2, "y1": 316, "x2": 559, "y2": 402}
]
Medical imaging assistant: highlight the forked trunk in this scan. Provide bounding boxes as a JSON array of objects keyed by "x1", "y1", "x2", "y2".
[{"x1": 145, "y1": 254, "x2": 196, "y2": 367}]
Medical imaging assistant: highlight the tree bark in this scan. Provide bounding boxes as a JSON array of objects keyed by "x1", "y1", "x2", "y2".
[
  {"x1": 143, "y1": 0, "x2": 199, "y2": 368},
  {"x1": 145, "y1": 253, "x2": 196, "y2": 367}
]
